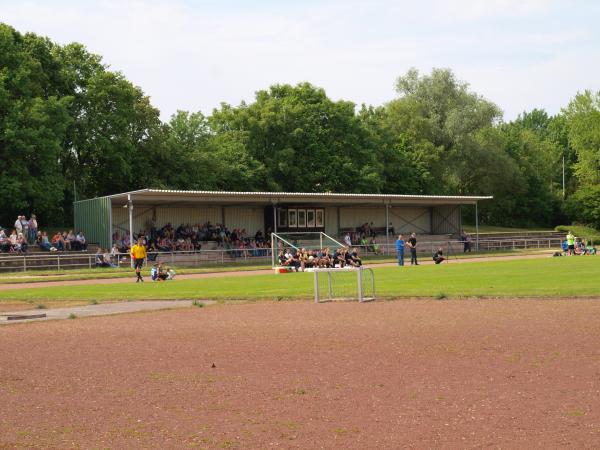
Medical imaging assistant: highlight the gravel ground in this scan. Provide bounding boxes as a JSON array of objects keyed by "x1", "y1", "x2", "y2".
[{"x1": 2, "y1": 298, "x2": 600, "y2": 448}]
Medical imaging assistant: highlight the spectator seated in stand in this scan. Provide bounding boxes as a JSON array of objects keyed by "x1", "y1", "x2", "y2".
[
  {"x1": 51, "y1": 232, "x2": 65, "y2": 251},
  {"x1": 0, "y1": 229, "x2": 10, "y2": 252},
  {"x1": 75, "y1": 231, "x2": 87, "y2": 251},
  {"x1": 17, "y1": 233, "x2": 28, "y2": 253},
  {"x1": 368, "y1": 237, "x2": 381, "y2": 255},
  {"x1": 39, "y1": 231, "x2": 52, "y2": 251}
]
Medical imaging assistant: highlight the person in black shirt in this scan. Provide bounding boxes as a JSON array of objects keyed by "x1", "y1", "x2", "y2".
[{"x1": 408, "y1": 232, "x2": 418, "y2": 265}]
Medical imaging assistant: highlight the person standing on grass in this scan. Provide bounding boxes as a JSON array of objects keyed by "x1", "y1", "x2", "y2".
[
  {"x1": 408, "y1": 232, "x2": 418, "y2": 265},
  {"x1": 130, "y1": 237, "x2": 147, "y2": 282},
  {"x1": 566, "y1": 231, "x2": 575, "y2": 256},
  {"x1": 396, "y1": 234, "x2": 406, "y2": 266}
]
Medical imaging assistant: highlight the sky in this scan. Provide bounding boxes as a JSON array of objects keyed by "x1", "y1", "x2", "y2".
[{"x1": 2, "y1": 0, "x2": 599, "y2": 121}]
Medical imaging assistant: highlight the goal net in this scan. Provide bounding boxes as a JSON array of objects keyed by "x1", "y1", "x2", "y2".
[
  {"x1": 313, "y1": 267, "x2": 375, "y2": 303},
  {"x1": 271, "y1": 232, "x2": 346, "y2": 268}
]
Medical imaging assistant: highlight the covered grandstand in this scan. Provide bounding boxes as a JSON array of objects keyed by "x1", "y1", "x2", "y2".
[{"x1": 73, "y1": 189, "x2": 493, "y2": 249}]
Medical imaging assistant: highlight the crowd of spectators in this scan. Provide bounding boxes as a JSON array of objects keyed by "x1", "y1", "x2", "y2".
[
  {"x1": 112, "y1": 221, "x2": 272, "y2": 258},
  {"x1": 278, "y1": 247, "x2": 362, "y2": 271},
  {"x1": 342, "y1": 222, "x2": 390, "y2": 254},
  {"x1": 0, "y1": 215, "x2": 87, "y2": 254},
  {"x1": 561, "y1": 232, "x2": 596, "y2": 256}
]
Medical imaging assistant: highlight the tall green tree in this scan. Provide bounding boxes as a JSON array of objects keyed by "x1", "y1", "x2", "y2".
[
  {"x1": 209, "y1": 83, "x2": 382, "y2": 193},
  {"x1": 0, "y1": 24, "x2": 72, "y2": 225}
]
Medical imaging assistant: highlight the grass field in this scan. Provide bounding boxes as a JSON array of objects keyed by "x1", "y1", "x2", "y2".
[
  {"x1": 1, "y1": 256, "x2": 598, "y2": 305},
  {"x1": 0, "y1": 248, "x2": 551, "y2": 285}
]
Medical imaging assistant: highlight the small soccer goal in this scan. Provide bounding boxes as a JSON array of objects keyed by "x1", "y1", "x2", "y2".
[{"x1": 313, "y1": 266, "x2": 375, "y2": 303}]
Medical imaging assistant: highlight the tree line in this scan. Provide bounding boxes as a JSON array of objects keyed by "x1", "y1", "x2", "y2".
[{"x1": 1, "y1": 23, "x2": 599, "y2": 228}]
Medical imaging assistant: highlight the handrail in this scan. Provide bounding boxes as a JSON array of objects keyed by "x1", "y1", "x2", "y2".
[{"x1": 0, "y1": 236, "x2": 575, "y2": 273}]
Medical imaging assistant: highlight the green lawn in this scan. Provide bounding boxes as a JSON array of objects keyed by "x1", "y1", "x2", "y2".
[
  {"x1": 1, "y1": 256, "x2": 598, "y2": 305},
  {"x1": 0, "y1": 249, "x2": 553, "y2": 284}
]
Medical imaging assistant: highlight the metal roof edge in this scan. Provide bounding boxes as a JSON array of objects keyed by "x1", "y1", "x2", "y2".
[
  {"x1": 74, "y1": 189, "x2": 152, "y2": 205},
  {"x1": 133, "y1": 189, "x2": 493, "y2": 200},
  {"x1": 78, "y1": 189, "x2": 494, "y2": 203}
]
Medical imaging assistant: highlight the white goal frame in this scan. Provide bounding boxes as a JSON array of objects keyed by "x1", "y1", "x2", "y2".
[
  {"x1": 313, "y1": 267, "x2": 376, "y2": 303},
  {"x1": 271, "y1": 231, "x2": 346, "y2": 268}
]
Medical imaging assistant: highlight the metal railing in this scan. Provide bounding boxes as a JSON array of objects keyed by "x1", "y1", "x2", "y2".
[
  {"x1": 0, "y1": 248, "x2": 273, "y2": 272},
  {"x1": 0, "y1": 237, "x2": 569, "y2": 272}
]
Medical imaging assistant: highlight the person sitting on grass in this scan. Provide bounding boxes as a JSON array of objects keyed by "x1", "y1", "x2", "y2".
[
  {"x1": 166, "y1": 267, "x2": 176, "y2": 280},
  {"x1": 351, "y1": 248, "x2": 362, "y2": 266},
  {"x1": 278, "y1": 250, "x2": 288, "y2": 266},
  {"x1": 587, "y1": 242, "x2": 597, "y2": 255},
  {"x1": 575, "y1": 239, "x2": 587, "y2": 255},
  {"x1": 157, "y1": 263, "x2": 169, "y2": 281},
  {"x1": 333, "y1": 248, "x2": 345, "y2": 268},
  {"x1": 433, "y1": 247, "x2": 446, "y2": 264},
  {"x1": 561, "y1": 239, "x2": 569, "y2": 256}
]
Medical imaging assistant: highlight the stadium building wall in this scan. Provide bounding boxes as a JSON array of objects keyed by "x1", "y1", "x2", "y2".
[
  {"x1": 431, "y1": 205, "x2": 462, "y2": 235},
  {"x1": 224, "y1": 207, "x2": 264, "y2": 234},
  {"x1": 105, "y1": 204, "x2": 461, "y2": 243},
  {"x1": 324, "y1": 207, "x2": 338, "y2": 236}
]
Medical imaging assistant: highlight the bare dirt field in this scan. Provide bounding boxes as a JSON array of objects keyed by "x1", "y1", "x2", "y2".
[{"x1": 2, "y1": 298, "x2": 600, "y2": 449}]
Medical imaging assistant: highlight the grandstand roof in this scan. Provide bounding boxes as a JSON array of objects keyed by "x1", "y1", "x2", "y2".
[{"x1": 87, "y1": 189, "x2": 492, "y2": 206}]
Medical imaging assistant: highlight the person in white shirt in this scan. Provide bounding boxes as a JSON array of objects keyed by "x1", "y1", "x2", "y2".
[
  {"x1": 76, "y1": 231, "x2": 87, "y2": 251},
  {"x1": 14, "y1": 216, "x2": 22, "y2": 235},
  {"x1": 344, "y1": 233, "x2": 352, "y2": 247},
  {"x1": 65, "y1": 230, "x2": 76, "y2": 250}
]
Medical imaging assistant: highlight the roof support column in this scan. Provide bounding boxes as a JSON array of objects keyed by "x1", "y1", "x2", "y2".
[
  {"x1": 273, "y1": 204, "x2": 277, "y2": 234},
  {"x1": 108, "y1": 201, "x2": 113, "y2": 252},
  {"x1": 128, "y1": 194, "x2": 134, "y2": 268},
  {"x1": 475, "y1": 201, "x2": 479, "y2": 251},
  {"x1": 385, "y1": 203, "x2": 390, "y2": 256}
]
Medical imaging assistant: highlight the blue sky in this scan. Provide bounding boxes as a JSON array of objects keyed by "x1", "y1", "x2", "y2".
[{"x1": 2, "y1": 0, "x2": 599, "y2": 121}]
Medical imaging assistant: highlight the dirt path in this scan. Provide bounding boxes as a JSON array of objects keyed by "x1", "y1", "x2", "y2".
[
  {"x1": 0, "y1": 252, "x2": 553, "y2": 292},
  {"x1": 0, "y1": 300, "x2": 216, "y2": 324}
]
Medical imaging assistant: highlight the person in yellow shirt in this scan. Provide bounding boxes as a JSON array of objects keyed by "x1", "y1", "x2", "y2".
[{"x1": 130, "y1": 237, "x2": 147, "y2": 282}]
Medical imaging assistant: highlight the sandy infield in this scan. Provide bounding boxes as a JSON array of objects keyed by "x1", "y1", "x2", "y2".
[{"x1": 2, "y1": 298, "x2": 600, "y2": 448}]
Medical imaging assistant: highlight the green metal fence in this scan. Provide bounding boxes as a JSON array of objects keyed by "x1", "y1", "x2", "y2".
[{"x1": 74, "y1": 197, "x2": 111, "y2": 249}]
